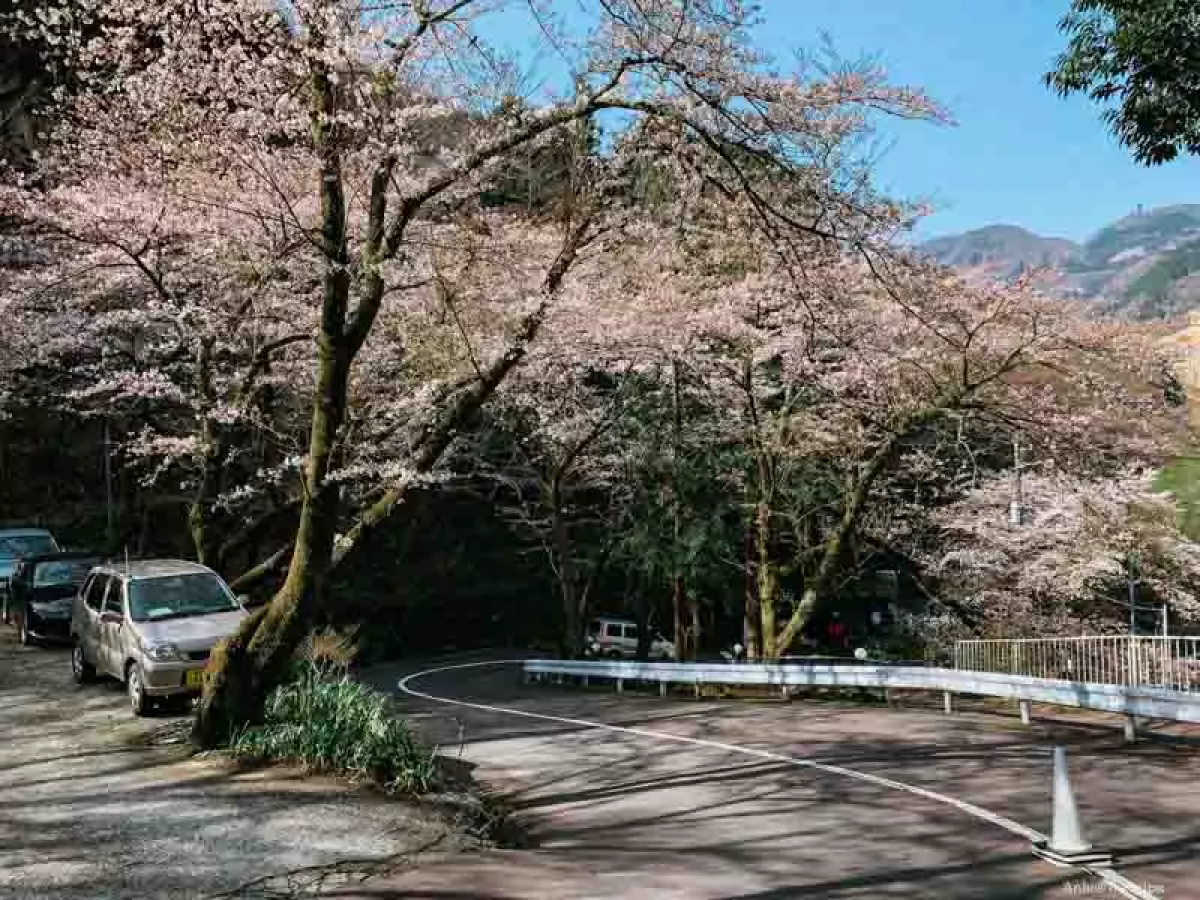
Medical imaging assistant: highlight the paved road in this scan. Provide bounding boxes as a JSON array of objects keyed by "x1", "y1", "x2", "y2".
[{"x1": 349, "y1": 659, "x2": 1199, "y2": 900}]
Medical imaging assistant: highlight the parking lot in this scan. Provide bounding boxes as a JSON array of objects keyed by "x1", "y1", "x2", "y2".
[{"x1": 0, "y1": 634, "x2": 472, "y2": 900}]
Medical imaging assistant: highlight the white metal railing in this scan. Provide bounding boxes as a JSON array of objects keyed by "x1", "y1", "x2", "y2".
[
  {"x1": 522, "y1": 658, "x2": 1200, "y2": 724},
  {"x1": 954, "y1": 636, "x2": 1200, "y2": 693}
]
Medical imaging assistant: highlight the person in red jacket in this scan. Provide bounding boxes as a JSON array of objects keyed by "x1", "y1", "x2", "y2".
[{"x1": 827, "y1": 611, "x2": 849, "y2": 650}]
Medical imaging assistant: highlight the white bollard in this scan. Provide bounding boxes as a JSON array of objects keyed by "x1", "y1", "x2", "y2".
[
  {"x1": 943, "y1": 691, "x2": 954, "y2": 714},
  {"x1": 582, "y1": 674, "x2": 589, "y2": 687},
  {"x1": 659, "y1": 680, "x2": 667, "y2": 697},
  {"x1": 616, "y1": 677, "x2": 624, "y2": 694},
  {"x1": 1123, "y1": 714, "x2": 1138, "y2": 743},
  {"x1": 1032, "y1": 746, "x2": 1111, "y2": 866},
  {"x1": 1019, "y1": 699, "x2": 1032, "y2": 725}
]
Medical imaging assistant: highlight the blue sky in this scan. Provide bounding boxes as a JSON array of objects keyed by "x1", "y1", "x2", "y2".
[
  {"x1": 753, "y1": 0, "x2": 1200, "y2": 243},
  {"x1": 483, "y1": 0, "x2": 1200, "y2": 243}
]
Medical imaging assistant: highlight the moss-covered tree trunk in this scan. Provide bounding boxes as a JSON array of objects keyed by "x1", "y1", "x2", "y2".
[
  {"x1": 193, "y1": 44, "x2": 352, "y2": 748},
  {"x1": 755, "y1": 497, "x2": 779, "y2": 660}
]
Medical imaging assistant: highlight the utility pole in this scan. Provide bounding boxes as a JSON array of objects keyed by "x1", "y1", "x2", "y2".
[
  {"x1": 1009, "y1": 433, "x2": 1024, "y2": 526},
  {"x1": 1126, "y1": 552, "x2": 1139, "y2": 636},
  {"x1": 103, "y1": 417, "x2": 114, "y2": 551}
]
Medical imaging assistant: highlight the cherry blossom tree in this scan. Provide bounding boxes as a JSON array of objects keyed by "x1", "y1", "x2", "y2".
[
  {"x1": 925, "y1": 469, "x2": 1200, "y2": 644},
  {"x1": 6, "y1": 0, "x2": 949, "y2": 742},
  {"x1": 560, "y1": 179, "x2": 1186, "y2": 658}
]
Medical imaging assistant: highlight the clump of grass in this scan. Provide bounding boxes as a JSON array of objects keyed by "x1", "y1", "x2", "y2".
[
  {"x1": 230, "y1": 661, "x2": 437, "y2": 794},
  {"x1": 300, "y1": 625, "x2": 361, "y2": 670}
]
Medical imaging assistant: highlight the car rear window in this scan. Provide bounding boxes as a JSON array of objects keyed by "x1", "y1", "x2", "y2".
[
  {"x1": 33, "y1": 560, "x2": 95, "y2": 587},
  {"x1": 0, "y1": 535, "x2": 57, "y2": 560}
]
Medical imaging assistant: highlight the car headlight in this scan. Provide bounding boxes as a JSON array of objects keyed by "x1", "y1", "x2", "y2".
[{"x1": 144, "y1": 642, "x2": 182, "y2": 661}]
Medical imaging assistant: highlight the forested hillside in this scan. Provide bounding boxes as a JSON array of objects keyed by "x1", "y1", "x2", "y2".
[{"x1": 922, "y1": 205, "x2": 1200, "y2": 319}]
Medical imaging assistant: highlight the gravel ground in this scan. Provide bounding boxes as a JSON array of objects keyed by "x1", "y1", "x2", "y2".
[{"x1": 0, "y1": 633, "x2": 481, "y2": 900}]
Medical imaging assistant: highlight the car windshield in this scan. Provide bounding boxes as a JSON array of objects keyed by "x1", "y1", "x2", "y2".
[
  {"x1": 0, "y1": 535, "x2": 57, "y2": 561},
  {"x1": 33, "y1": 560, "x2": 95, "y2": 588},
  {"x1": 128, "y1": 573, "x2": 239, "y2": 622}
]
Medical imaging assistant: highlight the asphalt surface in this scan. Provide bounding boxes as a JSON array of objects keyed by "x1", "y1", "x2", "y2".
[{"x1": 348, "y1": 659, "x2": 1199, "y2": 900}]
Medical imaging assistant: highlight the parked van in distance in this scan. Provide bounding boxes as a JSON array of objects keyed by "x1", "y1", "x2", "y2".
[{"x1": 586, "y1": 616, "x2": 675, "y2": 660}]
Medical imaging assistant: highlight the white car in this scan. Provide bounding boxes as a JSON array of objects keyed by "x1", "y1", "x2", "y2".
[{"x1": 586, "y1": 616, "x2": 675, "y2": 660}]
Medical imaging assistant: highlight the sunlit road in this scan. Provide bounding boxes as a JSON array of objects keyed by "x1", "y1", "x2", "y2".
[{"x1": 345, "y1": 658, "x2": 1199, "y2": 899}]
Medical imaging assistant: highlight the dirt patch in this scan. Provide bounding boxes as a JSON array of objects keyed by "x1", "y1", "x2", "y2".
[{"x1": 0, "y1": 633, "x2": 501, "y2": 899}]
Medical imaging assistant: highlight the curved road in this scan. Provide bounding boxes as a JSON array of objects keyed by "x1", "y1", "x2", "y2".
[{"x1": 347, "y1": 658, "x2": 1199, "y2": 900}]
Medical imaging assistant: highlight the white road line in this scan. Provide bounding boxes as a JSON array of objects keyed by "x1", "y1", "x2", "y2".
[{"x1": 398, "y1": 659, "x2": 1157, "y2": 900}]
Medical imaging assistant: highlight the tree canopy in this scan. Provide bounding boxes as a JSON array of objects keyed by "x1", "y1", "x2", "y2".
[{"x1": 1047, "y1": 0, "x2": 1200, "y2": 165}]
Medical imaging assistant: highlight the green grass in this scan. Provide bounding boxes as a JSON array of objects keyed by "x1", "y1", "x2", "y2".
[
  {"x1": 230, "y1": 662, "x2": 437, "y2": 794},
  {"x1": 1154, "y1": 456, "x2": 1200, "y2": 541}
]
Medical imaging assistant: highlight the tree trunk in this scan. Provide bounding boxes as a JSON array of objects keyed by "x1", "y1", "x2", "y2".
[
  {"x1": 669, "y1": 356, "x2": 691, "y2": 660},
  {"x1": 194, "y1": 333, "x2": 350, "y2": 745},
  {"x1": 755, "y1": 498, "x2": 780, "y2": 660},
  {"x1": 193, "y1": 45, "x2": 352, "y2": 748},
  {"x1": 188, "y1": 337, "x2": 221, "y2": 567},
  {"x1": 742, "y1": 495, "x2": 761, "y2": 659},
  {"x1": 771, "y1": 406, "x2": 949, "y2": 656},
  {"x1": 551, "y1": 477, "x2": 583, "y2": 658},
  {"x1": 672, "y1": 574, "x2": 687, "y2": 660},
  {"x1": 688, "y1": 591, "x2": 701, "y2": 659}
]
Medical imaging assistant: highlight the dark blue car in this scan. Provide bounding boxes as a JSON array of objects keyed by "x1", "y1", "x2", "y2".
[{"x1": 10, "y1": 552, "x2": 104, "y2": 645}]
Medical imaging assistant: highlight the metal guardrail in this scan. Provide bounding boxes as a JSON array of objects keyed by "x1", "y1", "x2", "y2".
[
  {"x1": 523, "y1": 658, "x2": 1200, "y2": 724},
  {"x1": 955, "y1": 636, "x2": 1200, "y2": 693}
]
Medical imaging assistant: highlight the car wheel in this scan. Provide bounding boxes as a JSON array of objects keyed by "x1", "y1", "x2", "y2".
[
  {"x1": 127, "y1": 663, "x2": 152, "y2": 717},
  {"x1": 71, "y1": 642, "x2": 96, "y2": 684}
]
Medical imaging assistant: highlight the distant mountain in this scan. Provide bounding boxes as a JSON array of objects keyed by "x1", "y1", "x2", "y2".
[
  {"x1": 920, "y1": 225, "x2": 1078, "y2": 276},
  {"x1": 919, "y1": 205, "x2": 1200, "y2": 319}
]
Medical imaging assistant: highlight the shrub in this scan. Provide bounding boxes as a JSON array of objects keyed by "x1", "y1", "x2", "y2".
[{"x1": 230, "y1": 662, "x2": 437, "y2": 794}]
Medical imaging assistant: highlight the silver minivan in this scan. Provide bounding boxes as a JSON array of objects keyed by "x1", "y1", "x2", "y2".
[
  {"x1": 70, "y1": 560, "x2": 248, "y2": 715},
  {"x1": 586, "y1": 616, "x2": 676, "y2": 660}
]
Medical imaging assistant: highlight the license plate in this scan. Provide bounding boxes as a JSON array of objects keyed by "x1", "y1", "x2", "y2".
[{"x1": 185, "y1": 669, "x2": 204, "y2": 688}]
